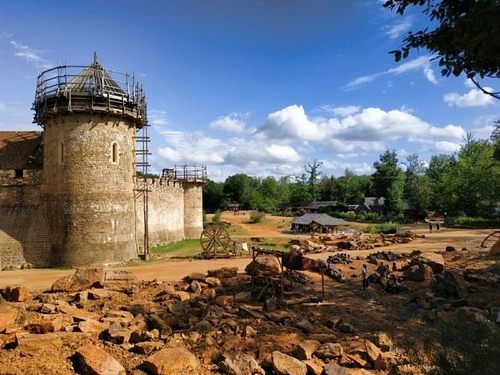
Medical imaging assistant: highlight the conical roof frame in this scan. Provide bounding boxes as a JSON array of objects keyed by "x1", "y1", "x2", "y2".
[{"x1": 64, "y1": 53, "x2": 125, "y2": 96}]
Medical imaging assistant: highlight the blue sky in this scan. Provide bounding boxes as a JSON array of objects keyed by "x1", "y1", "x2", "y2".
[{"x1": 1, "y1": 0, "x2": 498, "y2": 181}]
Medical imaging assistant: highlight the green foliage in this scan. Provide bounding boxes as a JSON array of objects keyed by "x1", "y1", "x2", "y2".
[
  {"x1": 249, "y1": 210, "x2": 266, "y2": 223},
  {"x1": 203, "y1": 179, "x2": 227, "y2": 212},
  {"x1": 444, "y1": 216, "x2": 500, "y2": 229},
  {"x1": 384, "y1": 0, "x2": 500, "y2": 100},
  {"x1": 212, "y1": 210, "x2": 222, "y2": 224},
  {"x1": 373, "y1": 150, "x2": 405, "y2": 217},
  {"x1": 403, "y1": 154, "x2": 432, "y2": 219},
  {"x1": 364, "y1": 223, "x2": 401, "y2": 234},
  {"x1": 149, "y1": 239, "x2": 201, "y2": 259},
  {"x1": 399, "y1": 315, "x2": 500, "y2": 375},
  {"x1": 364, "y1": 212, "x2": 381, "y2": 222}
]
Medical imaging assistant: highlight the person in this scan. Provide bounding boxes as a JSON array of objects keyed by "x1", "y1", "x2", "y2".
[
  {"x1": 392, "y1": 261, "x2": 398, "y2": 272},
  {"x1": 377, "y1": 262, "x2": 389, "y2": 287},
  {"x1": 436, "y1": 222, "x2": 441, "y2": 231},
  {"x1": 429, "y1": 223, "x2": 433, "y2": 233},
  {"x1": 361, "y1": 264, "x2": 368, "y2": 289}
]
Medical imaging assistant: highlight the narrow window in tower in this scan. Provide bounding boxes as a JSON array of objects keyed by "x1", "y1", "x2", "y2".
[
  {"x1": 112, "y1": 142, "x2": 119, "y2": 163},
  {"x1": 60, "y1": 142, "x2": 64, "y2": 164}
]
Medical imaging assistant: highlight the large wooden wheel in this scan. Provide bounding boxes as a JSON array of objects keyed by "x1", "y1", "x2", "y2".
[{"x1": 199, "y1": 225, "x2": 232, "y2": 258}]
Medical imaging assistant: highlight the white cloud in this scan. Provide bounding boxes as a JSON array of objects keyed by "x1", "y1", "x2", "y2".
[
  {"x1": 208, "y1": 112, "x2": 247, "y2": 133},
  {"x1": 151, "y1": 103, "x2": 472, "y2": 181},
  {"x1": 427, "y1": 124, "x2": 466, "y2": 140},
  {"x1": 336, "y1": 107, "x2": 430, "y2": 142},
  {"x1": 225, "y1": 140, "x2": 301, "y2": 165},
  {"x1": 157, "y1": 147, "x2": 182, "y2": 163},
  {"x1": 149, "y1": 109, "x2": 169, "y2": 128},
  {"x1": 473, "y1": 125, "x2": 496, "y2": 140},
  {"x1": 344, "y1": 56, "x2": 437, "y2": 90},
  {"x1": 10, "y1": 40, "x2": 43, "y2": 63},
  {"x1": 257, "y1": 105, "x2": 332, "y2": 141},
  {"x1": 322, "y1": 159, "x2": 373, "y2": 175},
  {"x1": 429, "y1": 141, "x2": 461, "y2": 154},
  {"x1": 0, "y1": 102, "x2": 6, "y2": 112},
  {"x1": 444, "y1": 88, "x2": 495, "y2": 107},
  {"x1": 384, "y1": 16, "x2": 414, "y2": 39}
]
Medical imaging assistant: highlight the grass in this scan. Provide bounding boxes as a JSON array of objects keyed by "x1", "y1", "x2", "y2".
[{"x1": 150, "y1": 238, "x2": 201, "y2": 259}]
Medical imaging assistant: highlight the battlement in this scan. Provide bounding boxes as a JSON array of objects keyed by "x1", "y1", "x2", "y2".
[
  {"x1": 135, "y1": 164, "x2": 207, "y2": 192},
  {"x1": 161, "y1": 165, "x2": 207, "y2": 184}
]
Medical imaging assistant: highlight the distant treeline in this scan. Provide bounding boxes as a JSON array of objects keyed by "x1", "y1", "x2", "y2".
[{"x1": 203, "y1": 127, "x2": 500, "y2": 223}]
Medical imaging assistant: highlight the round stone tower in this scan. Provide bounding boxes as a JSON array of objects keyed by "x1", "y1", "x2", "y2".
[{"x1": 33, "y1": 53, "x2": 147, "y2": 267}]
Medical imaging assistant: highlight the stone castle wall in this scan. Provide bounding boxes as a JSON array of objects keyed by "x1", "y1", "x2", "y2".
[
  {"x1": 0, "y1": 172, "x2": 204, "y2": 269},
  {"x1": 135, "y1": 178, "x2": 204, "y2": 249},
  {"x1": 0, "y1": 172, "x2": 51, "y2": 269}
]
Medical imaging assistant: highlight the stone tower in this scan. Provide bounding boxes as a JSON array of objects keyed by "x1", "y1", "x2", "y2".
[{"x1": 33, "y1": 54, "x2": 147, "y2": 267}]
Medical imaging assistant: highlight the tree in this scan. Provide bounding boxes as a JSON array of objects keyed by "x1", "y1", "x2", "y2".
[
  {"x1": 337, "y1": 169, "x2": 368, "y2": 204},
  {"x1": 318, "y1": 175, "x2": 339, "y2": 201},
  {"x1": 202, "y1": 179, "x2": 226, "y2": 212},
  {"x1": 426, "y1": 153, "x2": 456, "y2": 212},
  {"x1": 372, "y1": 150, "x2": 405, "y2": 217},
  {"x1": 304, "y1": 159, "x2": 323, "y2": 200},
  {"x1": 441, "y1": 133, "x2": 500, "y2": 217},
  {"x1": 223, "y1": 174, "x2": 261, "y2": 210},
  {"x1": 384, "y1": 0, "x2": 500, "y2": 99},
  {"x1": 403, "y1": 154, "x2": 432, "y2": 218},
  {"x1": 491, "y1": 120, "x2": 500, "y2": 161}
]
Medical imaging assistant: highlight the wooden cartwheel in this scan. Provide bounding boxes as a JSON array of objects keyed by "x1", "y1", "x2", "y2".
[{"x1": 199, "y1": 224, "x2": 233, "y2": 258}]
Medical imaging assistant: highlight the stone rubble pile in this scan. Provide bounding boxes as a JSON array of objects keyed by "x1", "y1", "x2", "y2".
[
  {"x1": 295, "y1": 231, "x2": 422, "y2": 254},
  {"x1": 0, "y1": 267, "x2": 406, "y2": 375}
]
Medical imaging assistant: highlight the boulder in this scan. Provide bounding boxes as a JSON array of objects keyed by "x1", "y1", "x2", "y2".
[
  {"x1": 418, "y1": 253, "x2": 445, "y2": 274},
  {"x1": 272, "y1": 350, "x2": 307, "y2": 375},
  {"x1": 323, "y1": 363, "x2": 349, "y2": 375},
  {"x1": 2, "y1": 286, "x2": 30, "y2": 302},
  {"x1": 141, "y1": 347, "x2": 201, "y2": 375},
  {"x1": 296, "y1": 340, "x2": 321, "y2": 360},
  {"x1": 75, "y1": 343, "x2": 126, "y2": 375},
  {"x1": 219, "y1": 350, "x2": 265, "y2": 375},
  {"x1": 0, "y1": 306, "x2": 18, "y2": 333},
  {"x1": 207, "y1": 267, "x2": 238, "y2": 279},
  {"x1": 51, "y1": 268, "x2": 104, "y2": 292},
  {"x1": 432, "y1": 269, "x2": 468, "y2": 298},
  {"x1": 403, "y1": 264, "x2": 433, "y2": 282},
  {"x1": 245, "y1": 256, "x2": 281, "y2": 276},
  {"x1": 315, "y1": 342, "x2": 344, "y2": 359}
]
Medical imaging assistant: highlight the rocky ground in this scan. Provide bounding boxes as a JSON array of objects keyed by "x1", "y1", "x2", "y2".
[{"x1": 1, "y1": 235, "x2": 499, "y2": 374}]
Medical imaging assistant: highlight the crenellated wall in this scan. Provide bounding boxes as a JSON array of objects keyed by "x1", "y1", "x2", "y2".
[{"x1": 134, "y1": 178, "x2": 204, "y2": 249}]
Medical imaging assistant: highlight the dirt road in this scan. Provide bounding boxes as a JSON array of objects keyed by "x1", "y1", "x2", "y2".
[{"x1": 0, "y1": 218, "x2": 492, "y2": 291}]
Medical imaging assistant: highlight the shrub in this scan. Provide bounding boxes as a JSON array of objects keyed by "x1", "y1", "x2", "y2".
[
  {"x1": 364, "y1": 223, "x2": 401, "y2": 234},
  {"x1": 212, "y1": 210, "x2": 222, "y2": 224},
  {"x1": 364, "y1": 212, "x2": 380, "y2": 222},
  {"x1": 445, "y1": 215, "x2": 500, "y2": 229},
  {"x1": 249, "y1": 210, "x2": 266, "y2": 223}
]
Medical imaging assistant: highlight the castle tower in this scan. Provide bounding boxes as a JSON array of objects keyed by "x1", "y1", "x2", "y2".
[
  {"x1": 179, "y1": 165, "x2": 207, "y2": 238},
  {"x1": 33, "y1": 54, "x2": 147, "y2": 267}
]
